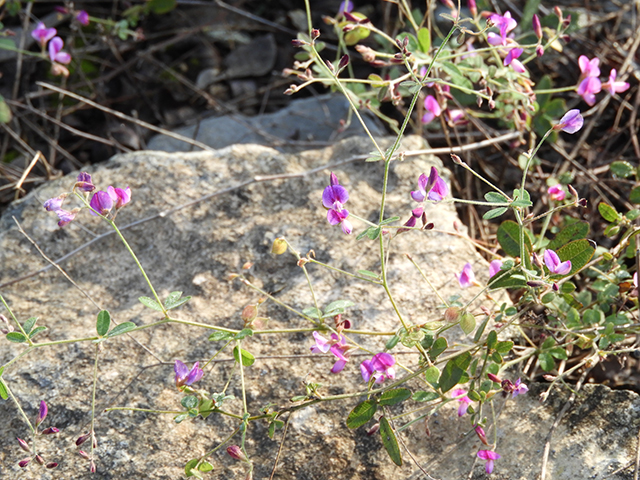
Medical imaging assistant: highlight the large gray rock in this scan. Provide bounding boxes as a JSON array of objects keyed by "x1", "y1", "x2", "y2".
[{"x1": 0, "y1": 136, "x2": 635, "y2": 479}]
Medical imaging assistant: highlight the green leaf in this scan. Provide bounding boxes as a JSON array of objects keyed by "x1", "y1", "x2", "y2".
[
  {"x1": 198, "y1": 399, "x2": 215, "y2": 418},
  {"x1": 385, "y1": 334, "x2": 400, "y2": 350},
  {"x1": 496, "y1": 341, "x2": 514, "y2": 354},
  {"x1": 346, "y1": 400, "x2": 377, "y2": 428},
  {"x1": 429, "y1": 337, "x2": 448, "y2": 360},
  {"x1": 139, "y1": 296, "x2": 164, "y2": 312},
  {"x1": 379, "y1": 416, "x2": 402, "y2": 466},
  {"x1": 6, "y1": 332, "x2": 27, "y2": 343},
  {"x1": 209, "y1": 331, "x2": 233, "y2": 342},
  {"x1": 610, "y1": 161, "x2": 635, "y2": 178},
  {"x1": 23, "y1": 317, "x2": 37, "y2": 335},
  {"x1": 483, "y1": 207, "x2": 508, "y2": 220},
  {"x1": 302, "y1": 307, "x2": 322, "y2": 319},
  {"x1": 547, "y1": 221, "x2": 590, "y2": 251},
  {"x1": 598, "y1": 202, "x2": 620, "y2": 222},
  {"x1": 511, "y1": 198, "x2": 533, "y2": 208},
  {"x1": 149, "y1": 0, "x2": 177, "y2": 14},
  {"x1": 541, "y1": 292, "x2": 556, "y2": 304},
  {"x1": 440, "y1": 61, "x2": 473, "y2": 89},
  {"x1": 367, "y1": 226, "x2": 382, "y2": 240},
  {"x1": 234, "y1": 328, "x2": 254, "y2": 340},
  {"x1": 487, "y1": 330, "x2": 498, "y2": 350},
  {"x1": 168, "y1": 297, "x2": 191, "y2": 310},
  {"x1": 380, "y1": 216, "x2": 400, "y2": 225},
  {"x1": 549, "y1": 347, "x2": 568, "y2": 360},
  {"x1": 0, "y1": 95, "x2": 11, "y2": 124},
  {"x1": 233, "y1": 346, "x2": 255, "y2": 367},
  {"x1": 424, "y1": 366, "x2": 440, "y2": 386},
  {"x1": 358, "y1": 269, "x2": 380, "y2": 279},
  {"x1": 555, "y1": 239, "x2": 595, "y2": 275},
  {"x1": 417, "y1": 27, "x2": 431, "y2": 53},
  {"x1": 459, "y1": 313, "x2": 476, "y2": 335},
  {"x1": 0, "y1": 377, "x2": 7, "y2": 400},
  {"x1": 379, "y1": 388, "x2": 411, "y2": 406},
  {"x1": 538, "y1": 352, "x2": 555, "y2": 371},
  {"x1": 484, "y1": 192, "x2": 510, "y2": 204},
  {"x1": 324, "y1": 300, "x2": 355, "y2": 316},
  {"x1": 181, "y1": 395, "x2": 199, "y2": 409},
  {"x1": 487, "y1": 270, "x2": 528, "y2": 290},
  {"x1": 28, "y1": 326, "x2": 47, "y2": 339},
  {"x1": 165, "y1": 292, "x2": 191, "y2": 311},
  {"x1": 497, "y1": 220, "x2": 533, "y2": 259},
  {"x1": 198, "y1": 462, "x2": 214, "y2": 472},
  {"x1": 412, "y1": 391, "x2": 439, "y2": 402},
  {"x1": 439, "y1": 358, "x2": 466, "y2": 393},
  {"x1": 630, "y1": 186, "x2": 640, "y2": 204},
  {"x1": 106, "y1": 322, "x2": 137, "y2": 337},
  {"x1": 96, "y1": 310, "x2": 111, "y2": 337},
  {"x1": 185, "y1": 459, "x2": 199, "y2": 477}
]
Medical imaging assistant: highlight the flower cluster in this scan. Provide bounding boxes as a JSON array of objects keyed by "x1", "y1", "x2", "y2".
[
  {"x1": 576, "y1": 55, "x2": 629, "y2": 106},
  {"x1": 17, "y1": 401, "x2": 59, "y2": 469},
  {"x1": 31, "y1": 22, "x2": 71, "y2": 76},
  {"x1": 310, "y1": 331, "x2": 351, "y2": 373},
  {"x1": 322, "y1": 172, "x2": 352, "y2": 234}
]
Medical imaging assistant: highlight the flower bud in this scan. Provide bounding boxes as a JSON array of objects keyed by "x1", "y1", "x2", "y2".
[
  {"x1": 468, "y1": 0, "x2": 477, "y2": 16},
  {"x1": 475, "y1": 425, "x2": 488, "y2": 445},
  {"x1": 271, "y1": 238, "x2": 287, "y2": 255},
  {"x1": 311, "y1": 28, "x2": 320, "y2": 40},
  {"x1": 19, "y1": 458, "x2": 31, "y2": 468},
  {"x1": 35, "y1": 455, "x2": 45, "y2": 465},
  {"x1": 36, "y1": 400, "x2": 48, "y2": 426},
  {"x1": 355, "y1": 45, "x2": 375, "y2": 62},
  {"x1": 78, "y1": 450, "x2": 91, "y2": 460},
  {"x1": 366, "y1": 423, "x2": 380, "y2": 436},
  {"x1": 46, "y1": 462, "x2": 58, "y2": 469},
  {"x1": 76, "y1": 433, "x2": 91, "y2": 446},
  {"x1": 553, "y1": 6, "x2": 563, "y2": 21},
  {"x1": 17, "y1": 438, "x2": 30, "y2": 452},
  {"x1": 227, "y1": 445, "x2": 248, "y2": 462},
  {"x1": 526, "y1": 280, "x2": 544, "y2": 288},
  {"x1": 41, "y1": 427, "x2": 59, "y2": 435},
  {"x1": 562, "y1": 14, "x2": 571, "y2": 28},
  {"x1": 241, "y1": 305, "x2": 258, "y2": 323},
  {"x1": 338, "y1": 54, "x2": 350, "y2": 70},
  {"x1": 90, "y1": 461, "x2": 96, "y2": 473},
  {"x1": 444, "y1": 307, "x2": 461, "y2": 323},
  {"x1": 487, "y1": 373, "x2": 501, "y2": 383},
  {"x1": 536, "y1": 45, "x2": 544, "y2": 57},
  {"x1": 532, "y1": 14, "x2": 542, "y2": 39},
  {"x1": 450, "y1": 154, "x2": 463, "y2": 165},
  {"x1": 291, "y1": 39, "x2": 305, "y2": 47},
  {"x1": 324, "y1": 59, "x2": 335, "y2": 73}
]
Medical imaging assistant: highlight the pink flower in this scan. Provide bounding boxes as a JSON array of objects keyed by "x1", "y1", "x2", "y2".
[
  {"x1": 544, "y1": 249, "x2": 571, "y2": 275},
  {"x1": 48, "y1": 37, "x2": 71, "y2": 64},
  {"x1": 511, "y1": 378, "x2": 529, "y2": 397},
  {"x1": 456, "y1": 262, "x2": 475, "y2": 288},
  {"x1": 577, "y1": 76, "x2": 601, "y2": 106},
  {"x1": 602, "y1": 69, "x2": 629, "y2": 95},
  {"x1": 452, "y1": 388, "x2": 471, "y2": 416},
  {"x1": 322, "y1": 172, "x2": 352, "y2": 235},
  {"x1": 555, "y1": 109, "x2": 583, "y2": 134},
  {"x1": 548, "y1": 185, "x2": 566, "y2": 201},
  {"x1": 504, "y1": 47, "x2": 525, "y2": 73},
  {"x1": 411, "y1": 167, "x2": 448, "y2": 203},
  {"x1": 360, "y1": 352, "x2": 396, "y2": 383},
  {"x1": 489, "y1": 260, "x2": 503, "y2": 277},
  {"x1": 311, "y1": 332, "x2": 351, "y2": 373},
  {"x1": 422, "y1": 95, "x2": 442, "y2": 124},
  {"x1": 174, "y1": 360, "x2": 203, "y2": 387},
  {"x1": 532, "y1": 14, "x2": 542, "y2": 39},
  {"x1": 31, "y1": 22, "x2": 56, "y2": 48},
  {"x1": 107, "y1": 186, "x2": 131, "y2": 209},
  {"x1": 477, "y1": 449, "x2": 501, "y2": 474},
  {"x1": 487, "y1": 11, "x2": 517, "y2": 46},
  {"x1": 76, "y1": 10, "x2": 90, "y2": 26},
  {"x1": 578, "y1": 55, "x2": 600, "y2": 78}
]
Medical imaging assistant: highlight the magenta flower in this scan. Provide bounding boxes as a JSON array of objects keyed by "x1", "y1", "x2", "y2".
[
  {"x1": 532, "y1": 14, "x2": 542, "y2": 39},
  {"x1": 360, "y1": 352, "x2": 396, "y2": 384},
  {"x1": 400, "y1": 206, "x2": 424, "y2": 232},
  {"x1": 578, "y1": 55, "x2": 600, "y2": 78},
  {"x1": 446, "y1": 108, "x2": 466, "y2": 125},
  {"x1": 75, "y1": 172, "x2": 95, "y2": 193},
  {"x1": 107, "y1": 186, "x2": 131, "y2": 209},
  {"x1": 76, "y1": 10, "x2": 90, "y2": 26},
  {"x1": 31, "y1": 22, "x2": 57, "y2": 48},
  {"x1": 411, "y1": 167, "x2": 448, "y2": 203},
  {"x1": 322, "y1": 172, "x2": 352, "y2": 234},
  {"x1": 489, "y1": 259, "x2": 503, "y2": 278},
  {"x1": 422, "y1": 95, "x2": 442, "y2": 124},
  {"x1": 504, "y1": 47, "x2": 525, "y2": 73},
  {"x1": 475, "y1": 425, "x2": 488, "y2": 445},
  {"x1": 451, "y1": 388, "x2": 471, "y2": 416},
  {"x1": 477, "y1": 449, "x2": 501, "y2": 474},
  {"x1": 548, "y1": 185, "x2": 566, "y2": 201},
  {"x1": 54, "y1": 208, "x2": 78, "y2": 227},
  {"x1": 577, "y1": 76, "x2": 601, "y2": 106},
  {"x1": 44, "y1": 195, "x2": 65, "y2": 212},
  {"x1": 456, "y1": 262, "x2": 476, "y2": 288},
  {"x1": 511, "y1": 378, "x2": 529, "y2": 397},
  {"x1": 602, "y1": 69, "x2": 629, "y2": 95},
  {"x1": 174, "y1": 360, "x2": 204, "y2": 387},
  {"x1": 487, "y1": 11, "x2": 517, "y2": 46},
  {"x1": 48, "y1": 37, "x2": 71, "y2": 64},
  {"x1": 89, "y1": 190, "x2": 113, "y2": 216},
  {"x1": 310, "y1": 331, "x2": 351, "y2": 373},
  {"x1": 36, "y1": 400, "x2": 48, "y2": 426},
  {"x1": 555, "y1": 109, "x2": 583, "y2": 134},
  {"x1": 544, "y1": 249, "x2": 571, "y2": 275}
]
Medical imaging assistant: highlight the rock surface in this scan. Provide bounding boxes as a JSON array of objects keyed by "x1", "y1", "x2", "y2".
[{"x1": 0, "y1": 136, "x2": 637, "y2": 480}]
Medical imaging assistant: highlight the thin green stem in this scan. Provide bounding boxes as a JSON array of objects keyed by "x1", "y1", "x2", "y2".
[
  {"x1": 307, "y1": 258, "x2": 382, "y2": 284},
  {"x1": 0, "y1": 294, "x2": 34, "y2": 346},
  {"x1": 4, "y1": 382, "x2": 35, "y2": 433},
  {"x1": 89, "y1": 345, "x2": 100, "y2": 462}
]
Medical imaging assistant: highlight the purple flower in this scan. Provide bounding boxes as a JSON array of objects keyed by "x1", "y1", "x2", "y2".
[
  {"x1": 31, "y1": 22, "x2": 57, "y2": 48},
  {"x1": 422, "y1": 95, "x2": 442, "y2": 124},
  {"x1": 577, "y1": 76, "x2": 601, "y2": 106},
  {"x1": 310, "y1": 332, "x2": 350, "y2": 373},
  {"x1": 452, "y1": 388, "x2": 471, "y2": 416},
  {"x1": 48, "y1": 37, "x2": 71, "y2": 64},
  {"x1": 36, "y1": 400, "x2": 48, "y2": 426},
  {"x1": 107, "y1": 186, "x2": 132, "y2": 209},
  {"x1": 76, "y1": 10, "x2": 90, "y2": 26},
  {"x1": 603, "y1": 69, "x2": 629, "y2": 95},
  {"x1": 174, "y1": 360, "x2": 204, "y2": 387},
  {"x1": 456, "y1": 262, "x2": 476, "y2": 288},
  {"x1": 360, "y1": 352, "x2": 396, "y2": 384},
  {"x1": 489, "y1": 259, "x2": 502, "y2": 278},
  {"x1": 75, "y1": 172, "x2": 95, "y2": 192},
  {"x1": 544, "y1": 249, "x2": 571, "y2": 275},
  {"x1": 578, "y1": 55, "x2": 600, "y2": 78},
  {"x1": 511, "y1": 378, "x2": 529, "y2": 397},
  {"x1": 532, "y1": 14, "x2": 542, "y2": 39},
  {"x1": 89, "y1": 190, "x2": 113, "y2": 216},
  {"x1": 41, "y1": 427, "x2": 59, "y2": 434},
  {"x1": 504, "y1": 47, "x2": 525, "y2": 73},
  {"x1": 338, "y1": 0, "x2": 353, "y2": 14},
  {"x1": 555, "y1": 109, "x2": 583, "y2": 134},
  {"x1": 477, "y1": 449, "x2": 501, "y2": 474},
  {"x1": 548, "y1": 185, "x2": 566, "y2": 201},
  {"x1": 322, "y1": 172, "x2": 352, "y2": 234},
  {"x1": 54, "y1": 209, "x2": 78, "y2": 227},
  {"x1": 475, "y1": 425, "x2": 488, "y2": 445},
  {"x1": 400, "y1": 206, "x2": 424, "y2": 232},
  {"x1": 487, "y1": 11, "x2": 517, "y2": 46},
  {"x1": 44, "y1": 195, "x2": 65, "y2": 212},
  {"x1": 411, "y1": 167, "x2": 448, "y2": 203}
]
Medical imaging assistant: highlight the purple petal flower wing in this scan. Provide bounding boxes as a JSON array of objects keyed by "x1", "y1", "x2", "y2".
[
  {"x1": 555, "y1": 260, "x2": 572, "y2": 275},
  {"x1": 37, "y1": 400, "x2": 48, "y2": 425},
  {"x1": 331, "y1": 359, "x2": 347, "y2": 373},
  {"x1": 489, "y1": 260, "x2": 503, "y2": 277},
  {"x1": 360, "y1": 359, "x2": 374, "y2": 382},
  {"x1": 427, "y1": 177, "x2": 449, "y2": 201},
  {"x1": 322, "y1": 185, "x2": 349, "y2": 209},
  {"x1": 185, "y1": 362, "x2": 204, "y2": 385},
  {"x1": 543, "y1": 249, "x2": 560, "y2": 271},
  {"x1": 557, "y1": 109, "x2": 583, "y2": 134},
  {"x1": 341, "y1": 219, "x2": 353, "y2": 234},
  {"x1": 56, "y1": 209, "x2": 77, "y2": 227},
  {"x1": 311, "y1": 331, "x2": 331, "y2": 353},
  {"x1": 174, "y1": 360, "x2": 189, "y2": 384},
  {"x1": 44, "y1": 197, "x2": 64, "y2": 211}
]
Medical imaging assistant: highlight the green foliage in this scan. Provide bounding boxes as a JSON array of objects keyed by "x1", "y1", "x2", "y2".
[
  {"x1": 347, "y1": 400, "x2": 377, "y2": 429},
  {"x1": 379, "y1": 417, "x2": 402, "y2": 466}
]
